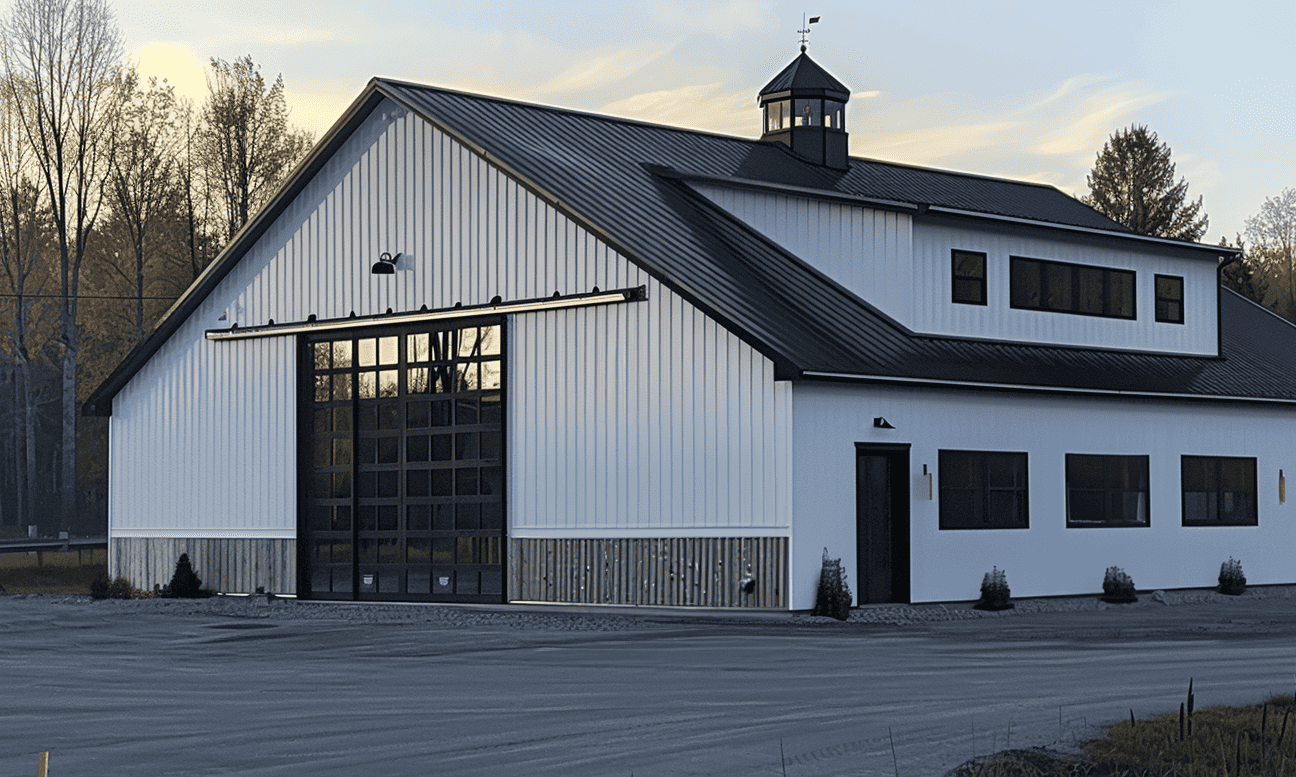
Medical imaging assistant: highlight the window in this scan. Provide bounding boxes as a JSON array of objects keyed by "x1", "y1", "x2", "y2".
[
  {"x1": 1155, "y1": 275, "x2": 1184, "y2": 324},
  {"x1": 764, "y1": 100, "x2": 789, "y2": 133},
  {"x1": 952, "y1": 250, "x2": 987, "y2": 305},
  {"x1": 1066, "y1": 454, "x2": 1149, "y2": 527},
  {"x1": 939, "y1": 450, "x2": 1028, "y2": 529},
  {"x1": 1010, "y1": 257, "x2": 1136, "y2": 319},
  {"x1": 1181, "y1": 456, "x2": 1257, "y2": 526}
]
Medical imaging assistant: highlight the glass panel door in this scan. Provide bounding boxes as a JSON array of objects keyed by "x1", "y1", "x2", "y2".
[{"x1": 302, "y1": 319, "x2": 505, "y2": 602}]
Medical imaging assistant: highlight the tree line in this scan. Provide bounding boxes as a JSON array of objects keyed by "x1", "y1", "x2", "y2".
[
  {"x1": 0, "y1": 0, "x2": 311, "y2": 535},
  {"x1": 1081, "y1": 124, "x2": 1296, "y2": 318}
]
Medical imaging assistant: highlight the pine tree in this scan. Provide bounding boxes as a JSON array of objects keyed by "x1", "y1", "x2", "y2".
[
  {"x1": 1083, "y1": 125, "x2": 1208, "y2": 242},
  {"x1": 1219, "y1": 234, "x2": 1266, "y2": 306}
]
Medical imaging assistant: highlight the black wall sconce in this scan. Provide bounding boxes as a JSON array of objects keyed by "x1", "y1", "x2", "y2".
[
  {"x1": 372, "y1": 252, "x2": 401, "y2": 275},
  {"x1": 873, "y1": 417, "x2": 894, "y2": 429}
]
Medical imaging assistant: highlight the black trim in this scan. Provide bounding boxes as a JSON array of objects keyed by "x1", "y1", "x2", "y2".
[
  {"x1": 937, "y1": 450, "x2": 1028, "y2": 530},
  {"x1": 1065, "y1": 454, "x2": 1151, "y2": 528},
  {"x1": 951, "y1": 250, "x2": 987, "y2": 306},
  {"x1": 1010, "y1": 255, "x2": 1136, "y2": 320},
  {"x1": 1180, "y1": 455, "x2": 1258, "y2": 527},
  {"x1": 1155, "y1": 274, "x2": 1184, "y2": 324}
]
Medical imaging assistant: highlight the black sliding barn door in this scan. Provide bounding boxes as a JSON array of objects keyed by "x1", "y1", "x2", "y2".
[{"x1": 299, "y1": 319, "x2": 506, "y2": 603}]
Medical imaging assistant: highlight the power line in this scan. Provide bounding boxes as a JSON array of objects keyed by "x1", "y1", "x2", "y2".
[{"x1": 0, "y1": 292, "x2": 183, "y2": 301}]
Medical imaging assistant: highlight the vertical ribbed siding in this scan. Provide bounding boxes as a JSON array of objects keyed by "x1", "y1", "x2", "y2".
[
  {"x1": 911, "y1": 222, "x2": 1218, "y2": 355},
  {"x1": 110, "y1": 97, "x2": 790, "y2": 557},
  {"x1": 510, "y1": 285, "x2": 786, "y2": 531},
  {"x1": 689, "y1": 183, "x2": 914, "y2": 327},
  {"x1": 510, "y1": 537, "x2": 786, "y2": 607},
  {"x1": 111, "y1": 537, "x2": 296, "y2": 594}
]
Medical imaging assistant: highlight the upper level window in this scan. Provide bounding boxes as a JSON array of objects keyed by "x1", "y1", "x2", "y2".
[
  {"x1": 1066, "y1": 454, "x2": 1149, "y2": 527},
  {"x1": 1155, "y1": 275, "x2": 1184, "y2": 324},
  {"x1": 1182, "y1": 456, "x2": 1256, "y2": 526},
  {"x1": 1010, "y1": 257, "x2": 1136, "y2": 320},
  {"x1": 824, "y1": 100, "x2": 845, "y2": 129},
  {"x1": 793, "y1": 98, "x2": 821, "y2": 127},
  {"x1": 764, "y1": 100, "x2": 789, "y2": 133},
  {"x1": 939, "y1": 450, "x2": 1028, "y2": 529},
  {"x1": 952, "y1": 250, "x2": 987, "y2": 305}
]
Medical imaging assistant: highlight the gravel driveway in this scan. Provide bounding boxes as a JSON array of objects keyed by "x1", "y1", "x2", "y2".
[{"x1": 2, "y1": 587, "x2": 1293, "y2": 776}]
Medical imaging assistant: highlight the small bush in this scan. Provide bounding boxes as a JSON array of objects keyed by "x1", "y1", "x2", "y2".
[
  {"x1": 1219, "y1": 556, "x2": 1246, "y2": 596},
  {"x1": 91, "y1": 572, "x2": 144, "y2": 600},
  {"x1": 810, "y1": 548, "x2": 852, "y2": 620},
  {"x1": 160, "y1": 553, "x2": 213, "y2": 598},
  {"x1": 1102, "y1": 566, "x2": 1137, "y2": 603},
  {"x1": 975, "y1": 566, "x2": 1014, "y2": 611}
]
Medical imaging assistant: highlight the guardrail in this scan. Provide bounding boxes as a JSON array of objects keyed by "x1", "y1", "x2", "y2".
[{"x1": 0, "y1": 537, "x2": 108, "y2": 554}]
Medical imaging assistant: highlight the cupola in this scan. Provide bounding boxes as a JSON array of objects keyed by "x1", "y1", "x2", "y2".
[{"x1": 758, "y1": 50, "x2": 851, "y2": 170}]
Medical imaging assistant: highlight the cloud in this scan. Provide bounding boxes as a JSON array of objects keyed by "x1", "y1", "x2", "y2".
[
  {"x1": 531, "y1": 45, "x2": 673, "y2": 97},
  {"x1": 852, "y1": 75, "x2": 1169, "y2": 189}
]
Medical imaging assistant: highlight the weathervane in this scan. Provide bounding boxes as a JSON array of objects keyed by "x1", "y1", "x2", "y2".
[{"x1": 798, "y1": 13, "x2": 820, "y2": 52}]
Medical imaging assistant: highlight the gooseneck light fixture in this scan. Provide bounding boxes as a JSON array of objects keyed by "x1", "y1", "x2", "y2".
[{"x1": 371, "y1": 251, "x2": 401, "y2": 275}]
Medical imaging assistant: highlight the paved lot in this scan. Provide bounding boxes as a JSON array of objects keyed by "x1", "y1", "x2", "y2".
[{"x1": 2, "y1": 591, "x2": 1295, "y2": 776}]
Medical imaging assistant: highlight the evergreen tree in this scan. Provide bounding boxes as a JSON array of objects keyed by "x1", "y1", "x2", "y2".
[{"x1": 1083, "y1": 125, "x2": 1208, "y2": 242}]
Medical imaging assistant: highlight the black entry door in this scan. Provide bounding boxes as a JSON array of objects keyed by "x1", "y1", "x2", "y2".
[
  {"x1": 300, "y1": 319, "x2": 506, "y2": 603},
  {"x1": 855, "y1": 444, "x2": 910, "y2": 604}
]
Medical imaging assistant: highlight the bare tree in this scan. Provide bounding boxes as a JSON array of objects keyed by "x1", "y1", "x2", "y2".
[
  {"x1": 0, "y1": 0, "x2": 123, "y2": 529},
  {"x1": 108, "y1": 68, "x2": 179, "y2": 341},
  {"x1": 0, "y1": 82, "x2": 53, "y2": 530},
  {"x1": 1245, "y1": 188, "x2": 1296, "y2": 322},
  {"x1": 199, "y1": 55, "x2": 312, "y2": 243}
]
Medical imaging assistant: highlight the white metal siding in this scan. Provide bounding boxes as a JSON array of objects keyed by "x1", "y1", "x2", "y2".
[
  {"x1": 690, "y1": 183, "x2": 914, "y2": 326},
  {"x1": 110, "y1": 98, "x2": 791, "y2": 539},
  {"x1": 790, "y1": 382, "x2": 1296, "y2": 607},
  {"x1": 912, "y1": 222, "x2": 1218, "y2": 354},
  {"x1": 511, "y1": 297, "x2": 791, "y2": 533}
]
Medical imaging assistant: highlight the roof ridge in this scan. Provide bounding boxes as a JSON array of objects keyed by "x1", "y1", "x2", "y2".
[{"x1": 375, "y1": 76, "x2": 766, "y2": 147}]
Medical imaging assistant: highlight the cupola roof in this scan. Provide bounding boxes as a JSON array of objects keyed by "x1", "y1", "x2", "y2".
[{"x1": 758, "y1": 52, "x2": 850, "y2": 102}]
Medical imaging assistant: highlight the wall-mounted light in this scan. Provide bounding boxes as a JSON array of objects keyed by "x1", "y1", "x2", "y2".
[
  {"x1": 923, "y1": 464, "x2": 932, "y2": 500},
  {"x1": 873, "y1": 417, "x2": 894, "y2": 429},
  {"x1": 371, "y1": 251, "x2": 401, "y2": 275}
]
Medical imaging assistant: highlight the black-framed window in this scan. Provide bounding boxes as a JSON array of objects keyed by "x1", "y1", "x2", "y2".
[
  {"x1": 1066, "y1": 454, "x2": 1149, "y2": 527},
  {"x1": 1155, "y1": 274, "x2": 1184, "y2": 324},
  {"x1": 952, "y1": 250, "x2": 987, "y2": 305},
  {"x1": 1010, "y1": 256, "x2": 1136, "y2": 319},
  {"x1": 1181, "y1": 456, "x2": 1257, "y2": 526},
  {"x1": 938, "y1": 450, "x2": 1028, "y2": 529}
]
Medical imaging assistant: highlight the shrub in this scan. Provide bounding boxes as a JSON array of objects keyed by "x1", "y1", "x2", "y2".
[
  {"x1": 974, "y1": 566, "x2": 1014, "y2": 611},
  {"x1": 810, "y1": 548, "x2": 852, "y2": 620},
  {"x1": 1102, "y1": 566, "x2": 1137, "y2": 603},
  {"x1": 91, "y1": 572, "x2": 144, "y2": 600},
  {"x1": 1219, "y1": 556, "x2": 1246, "y2": 596},
  {"x1": 160, "y1": 553, "x2": 213, "y2": 598}
]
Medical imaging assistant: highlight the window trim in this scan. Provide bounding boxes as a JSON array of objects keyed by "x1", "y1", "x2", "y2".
[
  {"x1": 1180, "y1": 455, "x2": 1258, "y2": 527},
  {"x1": 1065, "y1": 454, "x2": 1150, "y2": 528},
  {"x1": 937, "y1": 449, "x2": 1029, "y2": 530},
  {"x1": 1010, "y1": 256, "x2": 1136, "y2": 320},
  {"x1": 1154, "y1": 274, "x2": 1184, "y2": 324},
  {"x1": 951, "y1": 250, "x2": 988, "y2": 306}
]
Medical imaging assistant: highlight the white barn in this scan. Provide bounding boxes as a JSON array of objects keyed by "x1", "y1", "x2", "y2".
[{"x1": 85, "y1": 52, "x2": 1296, "y2": 609}]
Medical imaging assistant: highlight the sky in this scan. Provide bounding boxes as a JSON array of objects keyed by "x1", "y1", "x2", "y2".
[{"x1": 116, "y1": 0, "x2": 1296, "y2": 243}]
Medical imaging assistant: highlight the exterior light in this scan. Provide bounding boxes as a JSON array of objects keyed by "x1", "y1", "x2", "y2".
[
  {"x1": 371, "y1": 252, "x2": 400, "y2": 274},
  {"x1": 873, "y1": 417, "x2": 894, "y2": 429}
]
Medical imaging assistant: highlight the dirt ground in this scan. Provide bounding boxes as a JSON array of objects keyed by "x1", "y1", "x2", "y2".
[{"x1": 1, "y1": 588, "x2": 1294, "y2": 776}]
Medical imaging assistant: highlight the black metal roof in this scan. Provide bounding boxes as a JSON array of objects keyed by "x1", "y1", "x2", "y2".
[
  {"x1": 758, "y1": 52, "x2": 851, "y2": 102},
  {"x1": 85, "y1": 76, "x2": 1278, "y2": 415}
]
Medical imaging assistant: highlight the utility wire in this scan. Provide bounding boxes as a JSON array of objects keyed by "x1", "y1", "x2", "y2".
[{"x1": 0, "y1": 292, "x2": 183, "y2": 300}]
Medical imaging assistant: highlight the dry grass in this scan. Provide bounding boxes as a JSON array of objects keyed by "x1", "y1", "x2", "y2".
[
  {"x1": 952, "y1": 694, "x2": 1296, "y2": 777},
  {"x1": 0, "y1": 548, "x2": 108, "y2": 594}
]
